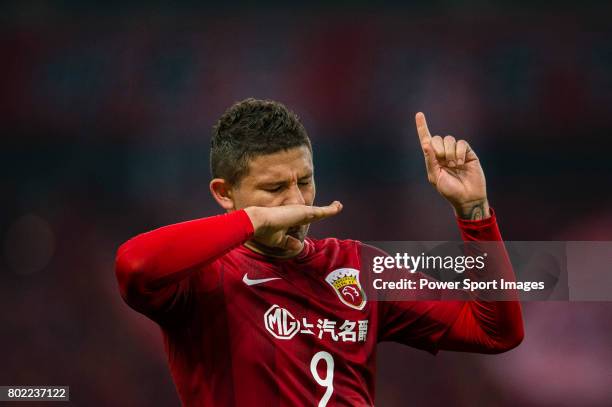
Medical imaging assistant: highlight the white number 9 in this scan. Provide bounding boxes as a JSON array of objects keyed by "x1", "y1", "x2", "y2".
[{"x1": 310, "y1": 351, "x2": 335, "y2": 407}]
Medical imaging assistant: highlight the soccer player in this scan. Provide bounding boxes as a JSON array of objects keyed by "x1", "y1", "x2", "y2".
[{"x1": 115, "y1": 99, "x2": 523, "y2": 406}]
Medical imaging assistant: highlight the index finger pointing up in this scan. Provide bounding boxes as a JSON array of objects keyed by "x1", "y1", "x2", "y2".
[{"x1": 415, "y1": 112, "x2": 432, "y2": 147}]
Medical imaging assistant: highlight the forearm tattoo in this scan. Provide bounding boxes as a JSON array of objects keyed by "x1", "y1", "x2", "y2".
[{"x1": 459, "y1": 202, "x2": 486, "y2": 220}]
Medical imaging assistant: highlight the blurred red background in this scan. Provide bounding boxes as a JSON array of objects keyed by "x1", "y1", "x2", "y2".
[{"x1": 1, "y1": 2, "x2": 611, "y2": 406}]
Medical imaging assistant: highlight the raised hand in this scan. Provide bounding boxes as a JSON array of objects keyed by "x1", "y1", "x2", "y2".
[
  {"x1": 415, "y1": 112, "x2": 489, "y2": 220},
  {"x1": 244, "y1": 201, "x2": 343, "y2": 252}
]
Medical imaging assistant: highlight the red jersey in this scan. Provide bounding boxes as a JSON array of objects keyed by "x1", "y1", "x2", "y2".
[{"x1": 115, "y1": 209, "x2": 523, "y2": 406}]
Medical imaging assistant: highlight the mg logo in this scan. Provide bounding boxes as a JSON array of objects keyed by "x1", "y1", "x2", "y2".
[{"x1": 264, "y1": 304, "x2": 300, "y2": 340}]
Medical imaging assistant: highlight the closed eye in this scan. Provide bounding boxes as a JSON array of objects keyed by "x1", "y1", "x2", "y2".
[
  {"x1": 298, "y1": 177, "x2": 312, "y2": 186},
  {"x1": 264, "y1": 185, "x2": 283, "y2": 193}
]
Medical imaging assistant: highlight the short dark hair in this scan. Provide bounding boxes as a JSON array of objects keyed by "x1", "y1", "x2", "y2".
[{"x1": 210, "y1": 98, "x2": 312, "y2": 185}]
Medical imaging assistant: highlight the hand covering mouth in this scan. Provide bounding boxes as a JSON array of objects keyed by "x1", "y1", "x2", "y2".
[{"x1": 286, "y1": 226, "x2": 303, "y2": 240}]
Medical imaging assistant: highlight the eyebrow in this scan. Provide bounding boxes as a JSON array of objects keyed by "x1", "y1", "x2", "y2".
[{"x1": 256, "y1": 173, "x2": 313, "y2": 187}]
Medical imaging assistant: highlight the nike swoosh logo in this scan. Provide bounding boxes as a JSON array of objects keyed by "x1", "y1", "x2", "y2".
[{"x1": 242, "y1": 273, "x2": 282, "y2": 286}]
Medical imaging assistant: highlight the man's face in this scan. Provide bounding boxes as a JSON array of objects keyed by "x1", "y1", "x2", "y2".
[{"x1": 230, "y1": 145, "x2": 316, "y2": 244}]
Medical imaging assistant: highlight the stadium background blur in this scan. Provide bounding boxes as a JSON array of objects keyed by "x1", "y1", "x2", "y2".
[{"x1": 2, "y1": 1, "x2": 611, "y2": 406}]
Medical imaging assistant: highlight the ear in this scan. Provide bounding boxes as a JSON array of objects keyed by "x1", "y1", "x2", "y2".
[{"x1": 209, "y1": 178, "x2": 235, "y2": 211}]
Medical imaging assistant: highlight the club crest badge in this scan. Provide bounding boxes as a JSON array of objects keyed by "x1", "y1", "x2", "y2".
[{"x1": 325, "y1": 268, "x2": 367, "y2": 310}]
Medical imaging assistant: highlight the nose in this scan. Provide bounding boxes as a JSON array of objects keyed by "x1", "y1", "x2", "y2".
[{"x1": 284, "y1": 183, "x2": 306, "y2": 205}]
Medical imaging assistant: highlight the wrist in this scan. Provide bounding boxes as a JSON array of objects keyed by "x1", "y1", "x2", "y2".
[
  {"x1": 243, "y1": 207, "x2": 263, "y2": 233},
  {"x1": 452, "y1": 199, "x2": 490, "y2": 220}
]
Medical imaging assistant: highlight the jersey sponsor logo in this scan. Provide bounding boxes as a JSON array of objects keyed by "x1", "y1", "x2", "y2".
[
  {"x1": 243, "y1": 273, "x2": 282, "y2": 286},
  {"x1": 325, "y1": 268, "x2": 367, "y2": 310},
  {"x1": 263, "y1": 304, "x2": 369, "y2": 343},
  {"x1": 264, "y1": 304, "x2": 300, "y2": 339}
]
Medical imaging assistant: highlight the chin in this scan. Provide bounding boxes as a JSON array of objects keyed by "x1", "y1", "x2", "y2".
[{"x1": 265, "y1": 242, "x2": 303, "y2": 259}]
